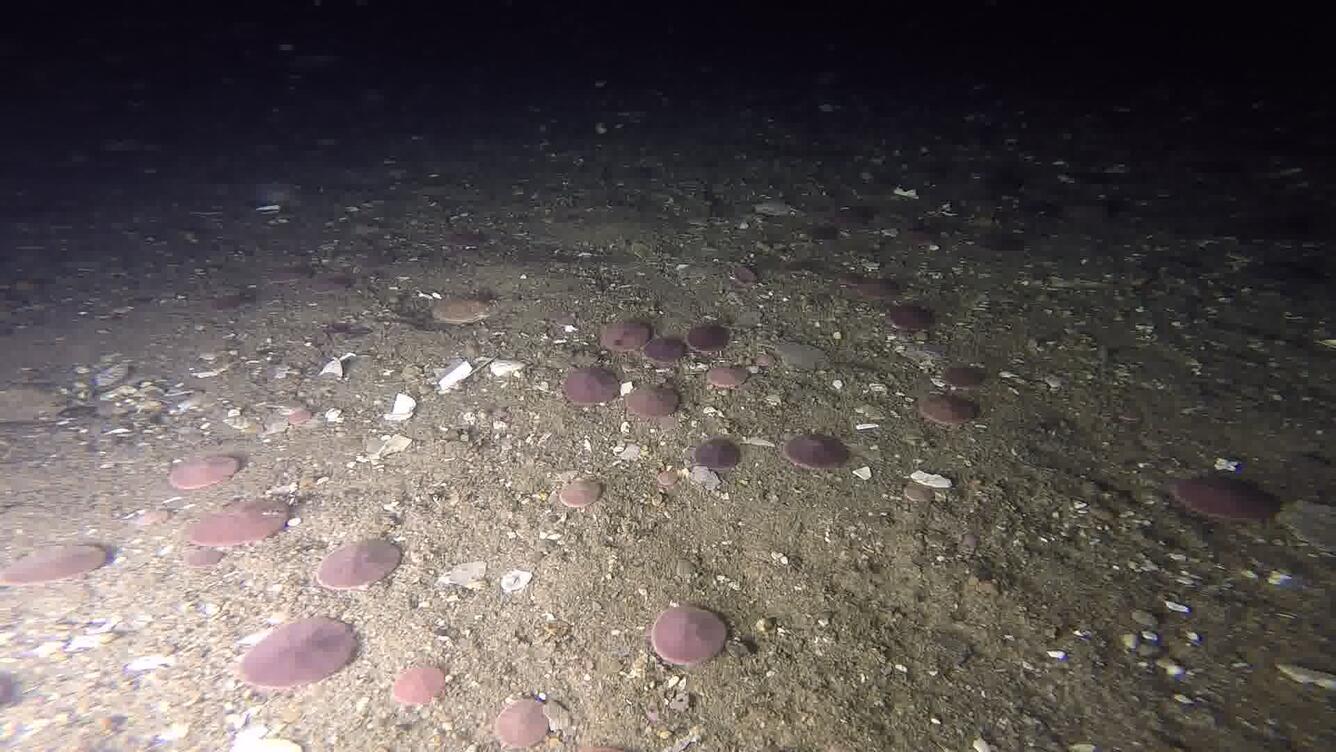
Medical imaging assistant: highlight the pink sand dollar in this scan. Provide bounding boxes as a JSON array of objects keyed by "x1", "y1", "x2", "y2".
[
  {"x1": 186, "y1": 500, "x2": 289, "y2": 548},
  {"x1": 942, "y1": 365, "x2": 987, "y2": 389},
  {"x1": 705, "y1": 366, "x2": 749, "y2": 389},
  {"x1": 563, "y1": 367, "x2": 620, "y2": 405},
  {"x1": 168, "y1": 455, "x2": 241, "y2": 491},
  {"x1": 650, "y1": 606, "x2": 727, "y2": 666},
  {"x1": 494, "y1": 698, "x2": 549, "y2": 748},
  {"x1": 686, "y1": 323, "x2": 730, "y2": 352},
  {"x1": 917, "y1": 394, "x2": 979, "y2": 426},
  {"x1": 692, "y1": 438, "x2": 740, "y2": 470},
  {"x1": 315, "y1": 539, "x2": 402, "y2": 589},
  {"x1": 599, "y1": 321, "x2": 652, "y2": 352},
  {"x1": 182, "y1": 547, "x2": 225, "y2": 569},
  {"x1": 782, "y1": 434, "x2": 850, "y2": 470},
  {"x1": 1170, "y1": 476, "x2": 1280, "y2": 521},
  {"x1": 238, "y1": 617, "x2": 357, "y2": 689},
  {"x1": 0, "y1": 545, "x2": 108, "y2": 586},
  {"x1": 392, "y1": 665, "x2": 447, "y2": 705},
  {"x1": 642, "y1": 337, "x2": 687, "y2": 364},
  {"x1": 886, "y1": 304, "x2": 934, "y2": 332},
  {"x1": 625, "y1": 386, "x2": 679, "y2": 418},
  {"x1": 558, "y1": 479, "x2": 603, "y2": 509}
]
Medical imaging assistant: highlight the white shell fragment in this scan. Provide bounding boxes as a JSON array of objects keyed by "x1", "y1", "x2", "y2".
[
  {"x1": 753, "y1": 200, "x2": 797, "y2": 216},
  {"x1": 852, "y1": 466, "x2": 873, "y2": 480},
  {"x1": 910, "y1": 470, "x2": 953, "y2": 489},
  {"x1": 499, "y1": 569, "x2": 533, "y2": 594},
  {"x1": 366, "y1": 434, "x2": 412, "y2": 460},
  {"x1": 438, "y1": 560, "x2": 487, "y2": 589},
  {"x1": 383, "y1": 393, "x2": 416, "y2": 422},
  {"x1": 488, "y1": 360, "x2": 526, "y2": 377},
  {"x1": 319, "y1": 353, "x2": 355, "y2": 379},
  {"x1": 1278, "y1": 663, "x2": 1336, "y2": 690},
  {"x1": 436, "y1": 359, "x2": 475, "y2": 392},
  {"x1": 125, "y1": 655, "x2": 176, "y2": 672}
]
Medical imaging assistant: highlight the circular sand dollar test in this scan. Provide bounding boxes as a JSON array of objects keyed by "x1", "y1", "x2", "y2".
[
  {"x1": 942, "y1": 365, "x2": 987, "y2": 389},
  {"x1": 886, "y1": 304, "x2": 934, "y2": 332},
  {"x1": 563, "y1": 367, "x2": 620, "y2": 406},
  {"x1": 431, "y1": 298, "x2": 490, "y2": 324},
  {"x1": 693, "y1": 438, "x2": 740, "y2": 470},
  {"x1": 643, "y1": 337, "x2": 687, "y2": 365},
  {"x1": 650, "y1": 606, "x2": 728, "y2": 666},
  {"x1": 782, "y1": 434, "x2": 850, "y2": 470},
  {"x1": 686, "y1": 322, "x2": 730, "y2": 352},
  {"x1": 392, "y1": 666, "x2": 447, "y2": 705},
  {"x1": 315, "y1": 539, "x2": 402, "y2": 590},
  {"x1": 1170, "y1": 476, "x2": 1280, "y2": 522},
  {"x1": 705, "y1": 366, "x2": 749, "y2": 389},
  {"x1": 625, "y1": 386, "x2": 679, "y2": 418},
  {"x1": 182, "y1": 547, "x2": 225, "y2": 569},
  {"x1": 186, "y1": 500, "x2": 290, "y2": 547},
  {"x1": 494, "y1": 698, "x2": 550, "y2": 748},
  {"x1": 599, "y1": 320, "x2": 652, "y2": 352},
  {"x1": 239, "y1": 617, "x2": 357, "y2": 689},
  {"x1": 168, "y1": 454, "x2": 241, "y2": 491},
  {"x1": 917, "y1": 393, "x2": 979, "y2": 426},
  {"x1": 558, "y1": 479, "x2": 603, "y2": 509},
  {"x1": 0, "y1": 545, "x2": 108, "y2": 586}
]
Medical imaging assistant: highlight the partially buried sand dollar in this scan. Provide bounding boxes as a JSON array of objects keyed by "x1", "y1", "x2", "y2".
[
  {"x1": 238, "y1": 617, "x2": 357, "y2": 689},
  {"x1": 186, "y1": 500, "x2": 290, "y2": 547},
  {"x1": 0, "y1": 544, "x2": 109, "y2": 586},
  {"x1": 431, "y1": 298, "x2": 491, "y2": 324}
]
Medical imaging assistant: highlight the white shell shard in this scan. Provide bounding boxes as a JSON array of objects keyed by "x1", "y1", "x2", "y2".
[
  {"x1": 754, "y1": 200, "x2": 797, "y2": 216},
  {"x1": 383, "y1": 393, "x2": 416, "y2": 421},
  {"x1": 499, "y1": 569, "x2": 534, "y2": 593},
  {"x1": 436, "y1": 359, "x2": 474, "y2": 392},
  {"x1": 488, "y1": 359, "x2": 527, "y2": 377},
  {"x1": 438, "y1": 560, "x2": 487, "y2": 589},
  {"x1": 909, "y1": 470, "x2": 953, "y2": 489}
]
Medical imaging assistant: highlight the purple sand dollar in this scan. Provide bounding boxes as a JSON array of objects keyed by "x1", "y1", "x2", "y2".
[
  {"x1": 562, "y1": 367, "x2": 620, "y2": 405},
  {"x1": 599, "y1": 321, "x2": 652, "y2": 352},
  {"x1": 886, "y1": 304, "x2": 934, "y2": 332},
  {"x1": 782, "y1": 434, "x2": 850, "y2": 470},
  {"x1": 182, "y1": 547, "x2": 225, "y2": 569},
  {"x1": 650, "y1": 606, "x2": 728, "y2": 666},
  {"x1": 1170, "y1": 476, "x2": 1281, "y2": 521},
  {"x1": 625, "y1": 386, "x2": 680, "y2": 417},
  {"x1": 392, "y1": 666, "x2": 447, "y2": 705},
  {"x1": 942, "y1": 365, "x2": 987, "y2": 389},
  {"x1": 494, "y1": 698, "x2": 549, "y2": 748},
  {"x1": 643, "y1": 337, "x2": 688, "y2": 364},
  {"x1": 0, "y1": 545, "x2": 108, "y2": 586},
  {"x1": 917, "y1": 394, "x2": 979, "y2": 426},
  {"x1": 238, "y1": 617, "x2": 357, "y2": 689},
  {"x1": 558, "y1": 479, "x2": 603, "y2": 509},
  {"x1": 706, "y1": 366, "x2": 749, "y2": 389},
  {"x1": 186, "y1": 500, "x2": 290, "y2": 547},
  {"x1": 686, "y1": 323, "x2": 730, "y2": 352},
  {"x1": 168, "y1": 454, "x2": 241, "y2": 491},
  {"x1": 315, "y1": 539, "x2": 402, "y2": 590},
  {"x1": 693, "y1": 438, "x2": 741, "y2": 470}
]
